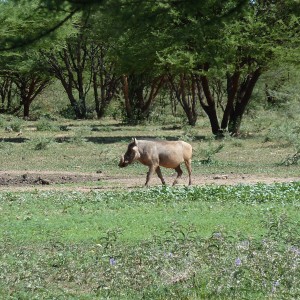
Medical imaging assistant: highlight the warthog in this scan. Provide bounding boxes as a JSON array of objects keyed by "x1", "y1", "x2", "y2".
[{"x1": 119, "y1": 138, "x2": 192, "y2": 186}]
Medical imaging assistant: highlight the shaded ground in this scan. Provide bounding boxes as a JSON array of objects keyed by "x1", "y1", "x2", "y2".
[{"x1": 0, "y1": 170, "x2": 298, "y2": 192}]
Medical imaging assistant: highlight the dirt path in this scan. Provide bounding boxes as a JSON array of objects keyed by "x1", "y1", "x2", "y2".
[{"x1": 0, "y1": 170, "x2": 298, "y2": 192}]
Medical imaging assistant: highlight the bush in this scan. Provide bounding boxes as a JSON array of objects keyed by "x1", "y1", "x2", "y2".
[
  {"x1": 33, "y1": 137, "x2": 53, "y2": 150},
  {"x1": 36, "y1": 118, "x2": 57, "y2": 131},
  {"x1": 59, "y1": 104, "x2": 76, "y2": 119},
  {"x1": 9, "y1": 118, "x2": 23, "y2": 132}
]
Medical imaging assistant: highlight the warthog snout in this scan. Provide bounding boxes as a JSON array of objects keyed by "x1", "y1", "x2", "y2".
[{"x1": 118, "y1": 155, "x2": 129, "y2": 168}]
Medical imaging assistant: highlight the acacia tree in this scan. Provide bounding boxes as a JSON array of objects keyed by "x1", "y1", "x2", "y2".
[
  {"x1": 154, "y1": 0, "x2": 300, "y2": 135},
  {"x1": 105, "y1": 1, "x2": 170, "y2": 123},
  {"x1": 121, "y1": 74, "x2": 165, "y2": 123},
  {"x1": 0, "y1": 60, "x2": 51, "y2": 119},
  {"x1": 0, "y1": 0, "x2": 72, "y2": 118},
  {"x1": 90, "y1": 43, "x2": 120, "y2": 119},
  {"x1": 43, "y1": 35, "x2": 90, "y2": 119},
  {"x1": 0, "y1": 50, "x2": 52, "y2": 119},
  {"x1": 14, "y1": 72, "x2": 50, "y2": 119},
  {"x1": 168, "y1": 73, "x2": 198, "y2": 126},
  {"x1": 42, "y1": 9, "x2": 120, "y2": 119},
  {"x1": 87, "y1": 11, "x2": 121, "y2": 119},
  {"x1": 107, "y1": 0, "x2": 299, "y2": 134}
]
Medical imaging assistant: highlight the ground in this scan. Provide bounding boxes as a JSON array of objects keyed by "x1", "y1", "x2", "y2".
[{"x1": 0, "y1": 170, "x2": 298, "y2": 192}]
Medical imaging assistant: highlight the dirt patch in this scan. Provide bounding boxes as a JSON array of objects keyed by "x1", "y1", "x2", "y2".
[
  {"x1": 0, "y1": 170, "x2": 100, "y2": 187},
  {"x1": 0, "y1": 170, "x2": 298, "y2": 192}
]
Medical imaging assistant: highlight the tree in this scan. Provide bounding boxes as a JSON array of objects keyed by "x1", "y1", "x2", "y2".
[
  {"x1": 168, "y1": 73, "x2": 198, "y2": 126},
  {"x1": 43, "y1": 36, "x2": 90, "y2": 119},
  {"x1": 154, "y1": 0, "x2": 300, "y2": 135},
  {"x1": 87, "y1": 11, "x2": 121, "y2": 119},
  {"x1": 0, "y1": 0, "x2": 72, "y2": 118},
  {"x1": 121, "y1": 74, "x2": 165, "y2": 123},
  {"x1": 0, "y1": 0, "x2": 77, "y2": 51},
  {"x1": 103, "y1": 0, "x2": 176, "y2": 123},
  {"x1": 42, "y1": 9, "x2": 120, "y2": 119},
  {"x1": 89, "y1": 43, "x2": 120, "y2": 119},
  {"x1": 0, "y1": 51, "x2": 52, "y2": 119},
  {"x1": 14, "y1": 72, "x2": 50, "y2": 119},
  {"x1": 205, "y1": 0, "x2": 300, "y2": 135}
]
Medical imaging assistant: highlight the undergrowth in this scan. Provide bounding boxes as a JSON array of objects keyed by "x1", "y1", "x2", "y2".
[{"x1": 0, "y1": 182, "x2": 299, "y2": 299}]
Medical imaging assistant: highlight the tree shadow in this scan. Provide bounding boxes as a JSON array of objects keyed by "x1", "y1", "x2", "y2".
[
  {"x1": 55, "y1": 136, "x2": 129, "y2": 144},
  {"x1": 85, "y1": 136, "x2": 171, "y2": 144},
  {"x1": 1, "y1": 137, "x2": 29, "y2": 143},
  {"x1": 85, "y1": 135, "x2": 206, "y2": 144}
]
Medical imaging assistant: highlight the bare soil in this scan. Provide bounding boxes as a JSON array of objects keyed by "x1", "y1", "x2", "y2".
[{"x1": 0, "y1": 170, "x2": 298, "y2": 192}]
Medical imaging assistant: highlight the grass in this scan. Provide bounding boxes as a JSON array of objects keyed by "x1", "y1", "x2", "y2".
[
  {"x1": 0, "y1": 183, "x2": 299, "y2": 299},
  {"x1": 0, "y1": 111, "x2": 299, "y2": 299},
  {"x1": 0, "y1": 116, "x2": 299, "y2": 177}
]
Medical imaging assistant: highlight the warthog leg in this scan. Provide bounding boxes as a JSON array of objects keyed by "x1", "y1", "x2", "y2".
[
  {"x1": 173, "y1": 165, "x2": 183, "y2": 186},
  {"x1": 156, "y1": 167, "x2": 166, "y2": 185},
  {"x1": 145, "y1": 165, "x2": 156, "y2": 187},
  {"x1": 184, "y1": 159, "x2": 192, "y2": 185}
]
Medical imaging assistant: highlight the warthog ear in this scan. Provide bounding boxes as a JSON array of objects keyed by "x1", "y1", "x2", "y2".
[{"x1": 132, "y1": 137, "x2": 138, "y2": 146}]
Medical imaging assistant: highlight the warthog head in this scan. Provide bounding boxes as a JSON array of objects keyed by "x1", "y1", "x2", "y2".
[{"x1": 118, "y1": 138, "x2": 140, "y2": 168}]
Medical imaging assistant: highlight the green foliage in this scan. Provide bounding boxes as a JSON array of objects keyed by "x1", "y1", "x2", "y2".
[
  {"x1": 8, "y1": 117, "x2": 23, "y2": 132},
  {"x1": 281, "y1": 150, "x2": 300, "y2": 166},
  {"x1": 0, "y1": 183, "x2": 299, "y2": 298},
  {"x1": 198, "y1": 139, "x2": 225, "y2": 165},
  {"x1": 0, "y1": 0, "x2": 76, "y2": 53},
  {"x1": 33, "y1": 137, "x2": 53, "y2": 150},
  {"x1": 265, "y1": 120, "x2": 300, "y2": 166},
  {"x1": 1, "y1": 0, "x2": 299, "y2": 130},
  {"x1": 69, "y1": 127, "x2": 89, "y2": 145},
  {"x1": 36, "y1": 118, "x2": 58, "y2": 131},
  {"x1": 59, "y1": 104, "x2": 76, "y2": 119}
]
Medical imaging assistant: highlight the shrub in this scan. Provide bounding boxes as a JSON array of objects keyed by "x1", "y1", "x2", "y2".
[
  {"x1": 36, "y1": 118, "x2": 57, "y2": 131},
  {"x1": 9, "y1": 118, "x2": 23, "y2": 132},
  {"x1": 33, "y1": 137, "x2": 53, "y2": 150}
]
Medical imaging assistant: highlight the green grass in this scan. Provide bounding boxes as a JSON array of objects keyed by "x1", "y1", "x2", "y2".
[
  {"x1": 0, "y1": 112, "x2": 299, "y2": 298},
  {"x1": 0, "y1": 183, "x2": 299, "y2": 299}
]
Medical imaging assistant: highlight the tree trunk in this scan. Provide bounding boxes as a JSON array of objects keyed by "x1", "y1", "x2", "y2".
[
  {"x1": 228, "y1": 68, "x2": 261, "y2": 135},
  {"x1": 66, "y1": 90, "x2": 86, "y2": 120},
  {"x1": 221, "y1": 72, "x2": 240, "y2": 130},
  {"x1": 0, "y1": 77, "x2": 14, "y2": 113},
  {"x1": 42, "y1": 36, "x2": 90, "y2": 120},
  {"x1": 168, "y1": 73, "x2": 198, "y2": 126},
  {"x1": 121, "y1": 74, "x2": 164, "y2": 124},
  {"x1": 199, "y1": 74, "x2": 222, "y2": 136},
  {"x1": 59, "y1": 75, "x2": 86, "y2": 119},
  {"x1": 14, "y1": 75, "x2": 50, "y2": 119},
  {"x1": 23, "y1": 97, "x2": 31, "y2": 119},
  {"x1": 122, "y1": 75, "x2": 133, "y2": 120}
]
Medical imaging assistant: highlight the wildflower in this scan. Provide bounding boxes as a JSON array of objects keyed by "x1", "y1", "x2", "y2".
[
  {"x1": 272, "y1": 280, "x2": 280, "y2": 293},
  {"x1": 274, "y1": 280, "x2": 280, "y2": 287},
  {"x1": 237, "y1": 240, "x2": 250, "y2": 250},
  {"x1": 213, "y1": 232, "x2": 222, "y2": 238},
  {"x1": 235, "y1": 257, "x2": 242, "y2": 266},
  {"x1": 290, "y1": 246, "x2": 300, "y2": 255},
  {"x1": 164, "y1": 252, "x2": 173, "y2": 258},
  {"x1": 109, "y1": 257, "x2": 116, "y2": 266}
]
